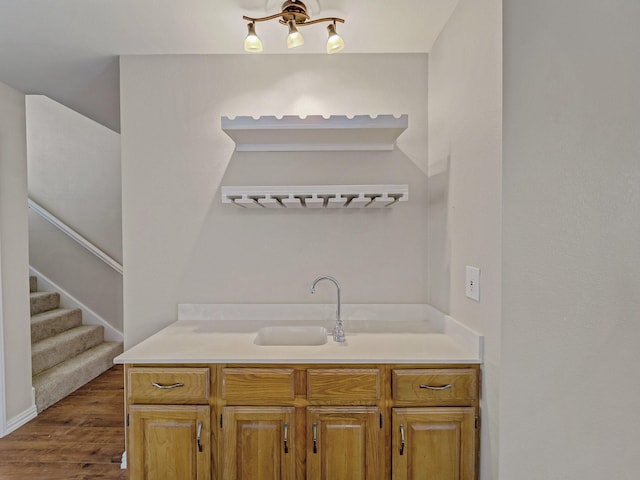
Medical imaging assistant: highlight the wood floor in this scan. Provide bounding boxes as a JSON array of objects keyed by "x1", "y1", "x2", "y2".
[{"x1": 0, "y1": 365, "x2": 127, "y2": 479}]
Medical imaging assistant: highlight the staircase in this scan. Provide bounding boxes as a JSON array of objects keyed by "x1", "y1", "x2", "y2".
[{"x1": 30, "y1": 276, "x2": 123, "y2": 412}]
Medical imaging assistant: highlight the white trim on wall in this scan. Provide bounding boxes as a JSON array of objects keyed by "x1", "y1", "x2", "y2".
[
  {"x1": 0, "y1": 249, "x2": 6, "y2": 437},
  {"x1": 5, "y1": 402, "x2": 37, "y2": 436}
]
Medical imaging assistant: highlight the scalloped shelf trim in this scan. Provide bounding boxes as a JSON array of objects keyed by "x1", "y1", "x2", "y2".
[
  {"x1": 222, "y1": 185, "x2": 409, "y2": 209},
  {"x1": 221, "y1": 114, "x2": 408, "y2": 151}
]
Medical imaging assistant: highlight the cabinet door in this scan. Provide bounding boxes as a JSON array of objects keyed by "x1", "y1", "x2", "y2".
[
  {"x1": 129, "y1": 404, "x2": 210, "y2": 480},
  {"x1": 221, "y1": 406, "x2": 296, "y2": 480},
  {"x1": 307, "y1": 406, "x2": 382, "y2": 480},
  {"x1": 392, "y1": 407, "x2": 476, "y2": 480}
]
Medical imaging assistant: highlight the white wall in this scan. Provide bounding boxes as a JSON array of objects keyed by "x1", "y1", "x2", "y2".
[
  {"x1": 427, "y1": 0, "x2": 502, "y2": 478},
  {"x1": 501, "y1": 1, "x2": 640, "y2": 478},
  {"x1": 26, "y1": 95, "x2": 123, "y2": 333},
  {"x1": 28, "y1": 213, "x2": 124, "y2": 333},
  {"x1": 0, "y1": 81, "x2": 35, "y2": 435},
  {"x1": 120, "y1": 54, "x2": 429, "y2": 347},
  {"x1": 26, "y1": 95, "x2": 122, "y2": 262}
]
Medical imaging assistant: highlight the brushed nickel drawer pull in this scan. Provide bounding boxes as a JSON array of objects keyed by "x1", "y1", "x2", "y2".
[
  {"x1": 196, "y1": 421, "x2": 203, "y2": 452},
  {"x1": 283, "y1": 422, "x2": 289, "y2": 454},
  {"x1": 419, "y1": 383, "x2": 452, "y2": 391},
  {"x1": 151, "y1": 382, "x2": 185, "y2": 389},
  {"x1": 399, "y1": 424, "x2": 405, "y2": 455},
  {"x1": 312, "y1": 423, "x2": 318, "y2": 454}
]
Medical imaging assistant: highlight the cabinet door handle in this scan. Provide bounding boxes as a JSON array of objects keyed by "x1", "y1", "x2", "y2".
[
  {"x1": 312, "y1": 423, "x2": 318, "y2": 454},
  {"x1": 399, "y1": 424, "x2": 405, "y2": 455},
  {"x1": 283, "y1": 422, "x2": 289, "y2": 454},
  {"x1": 151, "y1": 382, "x2": 184, "y2": 389},
  {"x1": 419, "y1": 383, "x2": 452, "y2": 391},
  {"x1": 196, "y1": 421, "x2": 203, "y2": 452}
]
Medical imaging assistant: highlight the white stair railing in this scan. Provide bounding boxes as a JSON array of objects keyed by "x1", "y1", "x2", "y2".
[{"x1": 27, "y1": 199, "x2": 123, "y2": 275}]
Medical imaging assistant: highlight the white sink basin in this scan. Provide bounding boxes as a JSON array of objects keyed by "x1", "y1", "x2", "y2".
[{"x1": 254, "y1": 326, "x2": 328, "y2": 346}]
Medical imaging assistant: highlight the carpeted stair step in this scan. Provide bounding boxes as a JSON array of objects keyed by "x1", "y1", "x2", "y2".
[
  {"x1": 32, "y1": 341, "x2": 124, "y2": 412},
  {"x1": 30, "y1": 291, "x2": 60, "y2": 315},
  {"x1": 30, "y1": 276, "x2": 37, "y2": 293},
  {"x1": 31, "y1": 308, "x2": 83, "y2": 343},
  {"x1": 32, "y1": 325, "x2": 105, "y2": 376}
]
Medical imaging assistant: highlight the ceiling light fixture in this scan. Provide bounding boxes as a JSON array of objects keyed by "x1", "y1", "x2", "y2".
[
  {"x1": 244, "y1": 22, "x2": 263, "y2": 52},
  {"x1": 286, "y1": 19, "x2": 304, "y2": 49},
  {"x1": 243, "y1": 0, "x2": 345, "y2": 54}
]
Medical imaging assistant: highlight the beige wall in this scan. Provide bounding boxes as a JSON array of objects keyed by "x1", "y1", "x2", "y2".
[
  {"x1": 427, "y1": 0, "x2": 502, "y2": 478},
  {"x1": 0, "y1": 81, "x2": 34, "y2": 432},
  {"x1": 26, "y1": 95, "x2": 122, "y2": 262},
  {"x1": 26, "y1": 95, "x2": 123, "y2": 333},
  {"x1": 501, "y1": 1, "x2": 640, "y2": 478},
  {"x1": 120, "y1": 54, "x2": 430, "y2": 347}
]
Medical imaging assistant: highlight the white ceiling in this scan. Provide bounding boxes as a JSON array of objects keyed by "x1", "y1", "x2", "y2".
[{"x1": 0, "y1": 0, "x2": 458, "y2": 131}]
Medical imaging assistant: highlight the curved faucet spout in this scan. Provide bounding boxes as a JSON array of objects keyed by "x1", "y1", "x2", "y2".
[{"x1": 310, "y1": 276, "x2": 344, "y2": 342}]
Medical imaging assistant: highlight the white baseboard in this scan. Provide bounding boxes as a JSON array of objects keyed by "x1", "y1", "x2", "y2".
[
  {"x1": 121, "y1": 451, "x2": 127, "y2": 469},
  {"x1": 29, "y1": 267, "x2": 123, "y2": 342},
  {"x1": 6, "y1": 403, "x2": 38, "y2": 435}
]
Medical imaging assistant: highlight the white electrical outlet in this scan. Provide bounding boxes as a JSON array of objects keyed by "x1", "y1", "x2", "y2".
[{"x1": 465, "y1": 266, "x2": 480, "y2": 301}]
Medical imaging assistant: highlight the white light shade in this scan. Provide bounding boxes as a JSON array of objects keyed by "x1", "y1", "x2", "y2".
[
  {"x1": 326, "y1": 23, "x2": 344, "y2": 54},
  {"x1": 244, "y1": 23, "x2": 263, "y2": 52},
  {"x1": 287, "y1": 20, "x2": 304, "y2": 49}
]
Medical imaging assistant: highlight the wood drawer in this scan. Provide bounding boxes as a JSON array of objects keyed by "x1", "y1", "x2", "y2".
[
  {"x1": 127, "y1": 367, "x2": 210, "y2": 404},
  {"x1": 392, "y1": 368, "x2": 478, "y2": 405},
  {"x1": 307, "y1": 369, "x2": 380, "y2": 402},
  {"x1": 222, "y1": 368, "x2": 295, "y2": 404}
]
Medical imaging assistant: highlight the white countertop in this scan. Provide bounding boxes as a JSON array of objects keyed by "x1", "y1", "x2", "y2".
[{"x1": 114, "y1": 314, "x2": 482, "y2": 365}]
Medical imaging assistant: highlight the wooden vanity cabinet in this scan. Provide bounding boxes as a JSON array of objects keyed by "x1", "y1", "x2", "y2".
[
  {"x1": 124, "y1": 364, "x2": 478, "y2": 480},
  {"x1": 221, "y1": 406, "x2": 296, "y2": 480},
  {"x1": 391, "y1": 407, "x2": 476, "y2": 480},
  {"x1": 218, "y1": 368, "x2": 298, "y2": 480},
  {"x1": 218, "y1": 366, "x2": 384, "y2": 480},
  {"x1": 125, "y1": 366, "x2": 213, "y2": 480},
  {"x1": 129, "y1": 405, "x2": 211, "y2": 480},
  {"x1": 390, "y1": 368, "x2": 479, "y2": 480},
  {"x1": 306, "y1": 406, "x2": 382, "y2": 480}
]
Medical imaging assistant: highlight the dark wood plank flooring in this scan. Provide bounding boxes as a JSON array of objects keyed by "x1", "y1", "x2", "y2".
[{"x1": 0, "y1": 365, "x2": 127, "y2": 479}]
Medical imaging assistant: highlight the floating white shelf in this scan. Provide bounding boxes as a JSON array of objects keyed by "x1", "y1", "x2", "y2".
[
  {"x1": 221, "y1": 115, "x2": 408, "y2": 152},
  {"x1": 222, "y1": 185, "x2": 409, "y2": 209}
]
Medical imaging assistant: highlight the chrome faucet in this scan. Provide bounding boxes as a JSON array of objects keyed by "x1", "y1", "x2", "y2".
[{"x1": 310, "y1": 276, "x2": 345, "y2": 342}]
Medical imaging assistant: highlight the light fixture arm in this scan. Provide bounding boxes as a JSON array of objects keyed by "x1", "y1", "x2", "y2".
[
  {"x1": 242, "y1": 15, "x2": 344, "y2": 26},
  {"x1": 284, "y1": 17, "x2": 344, "y2": 26},
  {"x1": 242, "y1": 13, "x2": 305, "y2": 23}
]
